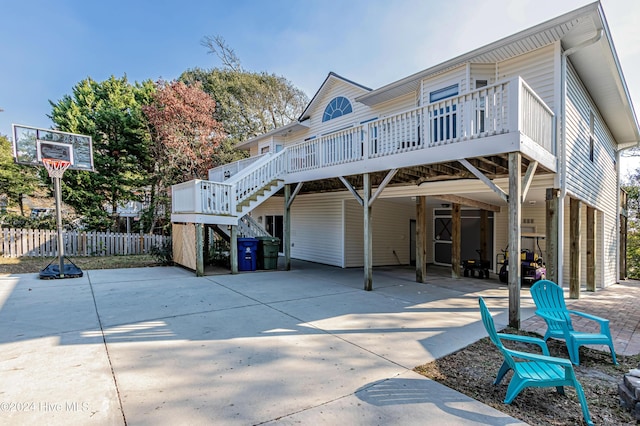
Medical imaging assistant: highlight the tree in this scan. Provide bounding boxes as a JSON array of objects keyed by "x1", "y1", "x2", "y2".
[
  {"x1": 624, "y1": 168, "x2": 640, "y2": 278},
  {"x1": 144, "y1": 80, "x2": 224, "y2": 182},
  {"x1": 180, "y1": 36, "x2": 309, "y2": 146},
  {"x1": 49, "y1": 75, "x2": 155, "y2": 231},
  {"x1": 0, "y1": 134, "x2": 39, "y2": 216},
  {"x1": 142, "y1": 80, "x2": 225, "y2": 232}
]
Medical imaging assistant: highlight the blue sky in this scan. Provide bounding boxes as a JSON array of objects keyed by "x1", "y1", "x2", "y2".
[{"x1": 2, "y1": 0, "x2": 639, "y2": 173}]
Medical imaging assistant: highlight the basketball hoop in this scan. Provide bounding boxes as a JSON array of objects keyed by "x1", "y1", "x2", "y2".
[{"x1": 42, "y1": 158, "x2": 71, "y2": 179}]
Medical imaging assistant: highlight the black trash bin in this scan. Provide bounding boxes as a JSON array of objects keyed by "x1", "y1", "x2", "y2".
[
  {"x1": 237, "y1": 238, "x2": 258, "y2": 271},
  {"x1": 256, "y1": 236, "x2": 280, "y2": 270}
]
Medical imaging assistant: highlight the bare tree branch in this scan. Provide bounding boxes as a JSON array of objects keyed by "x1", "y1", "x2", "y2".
[{"x1": 200, "y1": 35, "x2": 243, "y2": 72}]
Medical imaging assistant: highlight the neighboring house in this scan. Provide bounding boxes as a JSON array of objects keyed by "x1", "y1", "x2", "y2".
[{"x1": 172, "y1": 2, "x2": 638, "y2": 323}]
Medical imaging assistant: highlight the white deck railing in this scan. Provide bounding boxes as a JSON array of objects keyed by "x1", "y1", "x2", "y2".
[
  {"x1": 173, "y1": 76, "x2": 554, "y2": 218},
  {"x1": 208, "y1": 153, "x2": 268, "y2": 181},
  {"x1": 172, "y1": 180, "x2": 233, "y2": 215},
  {"x1": 235, "y1": 150, "x2": 287, "y2": 205}
]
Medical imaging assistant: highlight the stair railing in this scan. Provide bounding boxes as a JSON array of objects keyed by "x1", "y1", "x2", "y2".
[{"x1": 234, "y1": 150, "x2": 287, "y2": 207}]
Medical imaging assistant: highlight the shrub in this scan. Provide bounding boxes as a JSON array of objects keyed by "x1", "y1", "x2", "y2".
[{"x1": 150, "y1": 240, "x2": 173, "y2": 266}]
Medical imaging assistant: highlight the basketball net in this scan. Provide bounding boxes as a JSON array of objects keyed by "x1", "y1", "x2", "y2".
[{"x1": 42, "y1": 158, "x2": 71, "y2": 179}]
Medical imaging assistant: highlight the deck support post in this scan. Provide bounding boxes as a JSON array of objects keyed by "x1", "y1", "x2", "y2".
[
  {"x1": 230, "y1": 224, "x2": 238, "y2": 274},
  {"x1": 545, "y1": 188, "x2": 560, "y2": 283},
  {"x1": 283, "y1": 182, "x2": 303, "y2": 271},
  {"x1": 480, "y1": 210, "x2": 488, "y2": 264},
  {"x1": 284, "y1": 184, "x2": 292, "y2": 271},
  {"x1": 508, "y1": 152, "x2": 522, "y2": 329},
  {"x1": 363, "y1": 173, "x2": 373, "y2": 291},
  {"x1": 587, "y1": 205, "x2": 596, "y2": 292},
  {"x1": 416, "y1": 196, "x2": 427, "y2": 283},
  {"x1": 451, "y1": 203, "x2": 461, "y2": 278},
  {"x1": 570, "y1": 198, "x2": 581, "y2": 298},
  {"x1": 195, "y1": 223, "x2": 204, "y2": 277}
]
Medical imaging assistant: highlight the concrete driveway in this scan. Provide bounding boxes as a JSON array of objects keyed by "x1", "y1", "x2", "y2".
[{"x1": 0, "y1": 261, "x2": 532, "y2": 425}]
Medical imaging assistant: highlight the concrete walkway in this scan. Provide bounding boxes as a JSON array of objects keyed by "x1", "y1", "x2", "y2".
[{"x1": 0, "y1": 261, "x2": 635, "y2": 425}]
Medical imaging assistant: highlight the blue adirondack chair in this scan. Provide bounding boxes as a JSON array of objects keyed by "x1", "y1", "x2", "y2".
[
  {"x1": 478, "y1": 297, "x2": 593, "y2": 426},
  {"x1": 530, "y1": 279, "x2": 617, "y2": 366}
]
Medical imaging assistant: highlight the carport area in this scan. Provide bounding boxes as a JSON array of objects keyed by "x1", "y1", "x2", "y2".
[{"x1": 0, "y1": 261, "x2": 540, "y2": 425}]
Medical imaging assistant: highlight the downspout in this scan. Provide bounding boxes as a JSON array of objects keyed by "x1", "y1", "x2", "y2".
[
  {"x1": 558, "y1": 28, "x2": 603, "y2": 286},
  {"x1": 616, "y1": 149, "x2": 621, "y2": 282}
]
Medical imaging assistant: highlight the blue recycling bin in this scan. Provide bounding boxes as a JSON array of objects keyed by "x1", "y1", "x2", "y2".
[{"x1": 237, "y1": 238, "x2": 258, "y2": 271}]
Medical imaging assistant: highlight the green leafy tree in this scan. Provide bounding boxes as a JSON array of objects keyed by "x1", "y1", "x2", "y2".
[
  {"x1": 49, "y1": 76, "x2": 155, "y2": 231},
  {"x1": 0, "y1": 134, "x2": 39, "y2": 217},
  {"x1": 180, "y1": 36, "x2": 309, "y2": 150},
  {"x1": 624, "y1": 175, "x2": 640, "y2": 278}
]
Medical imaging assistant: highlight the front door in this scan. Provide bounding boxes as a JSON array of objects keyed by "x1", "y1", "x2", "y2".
[{"x1": 434, "y1": 215, "x2": 452, "y2": 265}]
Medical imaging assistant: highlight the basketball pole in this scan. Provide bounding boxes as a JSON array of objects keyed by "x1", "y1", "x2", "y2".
[{"x1": 53, "y1": 175, "x2": 65, "y2": 278}]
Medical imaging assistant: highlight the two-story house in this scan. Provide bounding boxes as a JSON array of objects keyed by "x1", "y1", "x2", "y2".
[{"x1": 171, "y1": 2, "x2": 639, "y2": 326}]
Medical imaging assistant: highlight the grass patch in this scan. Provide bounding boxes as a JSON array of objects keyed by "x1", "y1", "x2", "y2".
[{"x1": 0, "y1": 255, "x2": 160, "y2": 276}]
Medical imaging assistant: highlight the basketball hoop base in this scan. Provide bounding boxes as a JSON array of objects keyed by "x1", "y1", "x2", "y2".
[{"x1": 39, "y1": 257, "x2": 83, "y2": 280}]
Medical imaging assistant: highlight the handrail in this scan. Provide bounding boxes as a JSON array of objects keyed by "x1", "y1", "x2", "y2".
[
  {"x1": 238, "y1": 214, "x2": 271, "y2": 237},
  {"x1": 235, "y1": 149, "x2": 287, "y2": 206},
  {"x1": 208, "y1": 153, "x2": 268, "y2": 182}
]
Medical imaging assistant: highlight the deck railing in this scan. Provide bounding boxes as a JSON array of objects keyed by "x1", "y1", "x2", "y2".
[
  {"x1": 234, "y1": 150, "x2": 287, "y2": 206},
  {"x1": 173, "y1": 76, "x2": 555, "y2": 218},
  {"x1": 208, "y1": 153, "x2": 267, "y2": 181},
  {"x1": 172, "y1": 179, "x2": 233, "y2": 215}
]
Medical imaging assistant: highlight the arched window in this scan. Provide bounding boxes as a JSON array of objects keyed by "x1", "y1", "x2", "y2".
[{"x1": 322, "y1": 96, "x2": 353, "y2": 122}]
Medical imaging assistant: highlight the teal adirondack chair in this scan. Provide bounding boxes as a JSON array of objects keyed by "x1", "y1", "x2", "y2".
[
  {"x1": 478, "y1": 297, "x2": 593, "y2": 426},
  {"x1": 530, "y1": 280, "x2": 617, "y2": 366}
]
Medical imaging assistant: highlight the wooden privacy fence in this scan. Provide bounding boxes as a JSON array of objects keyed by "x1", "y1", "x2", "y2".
[{"x1": 1, "y1": 228, "x2": 170, "y2": 258}]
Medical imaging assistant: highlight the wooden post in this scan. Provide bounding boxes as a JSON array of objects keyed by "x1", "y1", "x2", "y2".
[
  {"x1": 364, "y1": 173, "x2": 373, "y2": 291},
  {"x1": 480, "y1": 210, "x2": 488, "y2": 263},
  {"x1": 569, "y1": 197, "x2": 581, "y2": 298},
  {"x1": 284, "y1": 184, "x2": 292, "y2": 271},
  {"x1": 451, "y1": 203, "x2": 461, "y2": 278},
  {"x1": 195, "y1": 223, "x2": 204, "y2": 277},
  {"x1": 508, "y1": 152, "x2": 522, "y2": 329},
  {"x1": 545, "y1": 188, "x2": 560, "y2": 283},
  {"x1": 620, "y1": 190, "x2": 628, "y2": 280},
  {"x1": 416, "y1": 196, "x2": 427, "y2": 283},
  {"x1": 586, "y1": 206, "x2": 595, "y2": 291},
  {"x1": 230, "y1": 225, "x2": 238, "y2": 274}
]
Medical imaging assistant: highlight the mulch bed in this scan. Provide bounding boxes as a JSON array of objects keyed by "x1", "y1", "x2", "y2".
[{"x1": 414, "y1": 329, "x2": 639, "y2": 425}]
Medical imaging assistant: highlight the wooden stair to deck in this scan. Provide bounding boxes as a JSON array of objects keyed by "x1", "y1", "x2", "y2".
[{"x1": 236, "y1": 179, "x2": 283, "y2": 212}]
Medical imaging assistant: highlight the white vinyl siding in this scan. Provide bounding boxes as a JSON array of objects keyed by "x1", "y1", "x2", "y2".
[
  {"x1": 563, "y1": 62, "x2": 618, "y2": 287},
  {"x1": 344, "y1": 198, "x2": 415, "y2": 267},
  {"x1": 308, "y1": 81, "x2": 371, "y2": 137},
  {"x1": 485, "y1": 205, "x2": 547, "y2": 272},
  {"x1": 370, "y1": 92, "x2": 417, "y2": 119},
  {"x1": 420, "y1": 65, "x2": 467, "y2": 106},
  {"x1": 470, "y1": 63, "x2": 496, "y2": 88},
  {"x1": 249, "y1": 197, "x2": 284, "y2": 220},
  {"x1": 343, "y1": 199, "x2": 362, "y2": 267},
  {"x1": 497, "y1": 43, "x2": 556, "y2": 111},
  {"x1": 289, "y1": 194, "x2": 344, "y2": 267}
]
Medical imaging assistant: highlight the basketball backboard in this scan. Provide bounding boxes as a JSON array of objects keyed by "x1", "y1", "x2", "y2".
[{"x1": 12, "y1": 124, "x2": 94, "y2": 171}]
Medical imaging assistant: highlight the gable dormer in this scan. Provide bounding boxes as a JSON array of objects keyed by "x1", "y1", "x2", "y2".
[{"x1": 299, "y1": 72, "x2": 371, "y2": 134}]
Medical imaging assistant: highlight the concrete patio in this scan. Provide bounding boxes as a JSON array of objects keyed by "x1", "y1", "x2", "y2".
[{"x1": 2, "y1": 260, "x2": 621, "y2": 425}]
